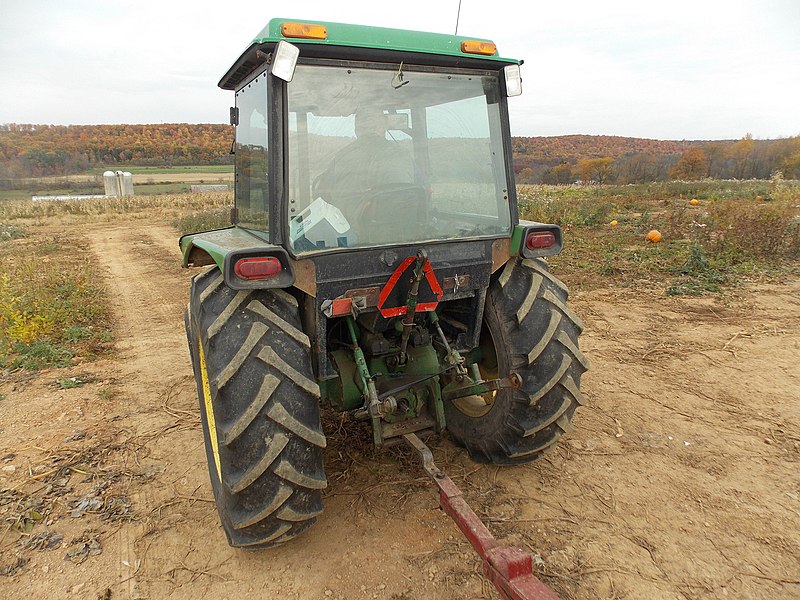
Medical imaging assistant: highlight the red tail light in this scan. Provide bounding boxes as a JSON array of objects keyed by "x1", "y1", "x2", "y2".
[
  {"x1": 525, "y1": 231, "x2": 556, "y2": 250},
  {"x1": 234, "y1": 257, "x2": 282, "y2": 280}
]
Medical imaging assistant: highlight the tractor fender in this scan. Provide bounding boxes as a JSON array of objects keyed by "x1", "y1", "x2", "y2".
[{"x1": 179, "y1": 226, "x2": 295, "y2": 290}]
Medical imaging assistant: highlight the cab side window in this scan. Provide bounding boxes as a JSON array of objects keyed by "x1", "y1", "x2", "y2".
[{"x1": 235, "y1": 71, "x2": 269, "y2": 230}]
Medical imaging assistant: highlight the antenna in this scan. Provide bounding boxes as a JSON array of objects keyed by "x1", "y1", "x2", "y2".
[{"x1": 455, "y1": 0, "x2": 462, "y2": 35}]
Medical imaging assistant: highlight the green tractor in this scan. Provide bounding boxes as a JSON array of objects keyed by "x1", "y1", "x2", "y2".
[{"x1": 181, "y1": 18, "x2": 587, "y2": 548}]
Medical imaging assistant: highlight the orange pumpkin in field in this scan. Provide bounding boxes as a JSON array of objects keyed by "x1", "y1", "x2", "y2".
[
  {"x1": 646, "y1": 229, "x2": 662, "y2": 243},
  {"x1": 610, "y1": 220, "x2": 619, "y2": 226},
  {"x1": 690, "y1": 199, "x2": 700, "y2": 206}
]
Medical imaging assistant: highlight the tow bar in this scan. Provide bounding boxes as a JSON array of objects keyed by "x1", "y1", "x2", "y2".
[{"x1": 403, "y1": 433, "x2": 559, "y2": 600}]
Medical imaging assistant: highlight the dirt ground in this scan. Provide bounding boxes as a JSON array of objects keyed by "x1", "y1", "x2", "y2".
[{"x1": 1, "y1": 221, "x2": 798, "y2": 600}]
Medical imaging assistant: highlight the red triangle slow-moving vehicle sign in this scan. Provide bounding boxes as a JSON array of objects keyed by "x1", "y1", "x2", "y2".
[{"x1": 377, "y1": 256, "x2": 443, "y2": 318}]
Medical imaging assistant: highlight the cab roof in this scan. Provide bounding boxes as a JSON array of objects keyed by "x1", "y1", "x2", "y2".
[{"x1": 219, "y1": 17, "x2": 519, "y2": 90}]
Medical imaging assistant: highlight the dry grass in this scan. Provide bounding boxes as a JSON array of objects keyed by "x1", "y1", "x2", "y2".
[
  {"x1": 172, "y1": 207, "x2": 232, "y2": 235},
  {"x1": 0, "y1": 192, "x2": 232, "y2": 224},
  {"x1": 519, "y1": 180, "x2": 800, "y2": 294},
  {"x1": 0, "y1": 233, "x2": 112, "y2": 371}
]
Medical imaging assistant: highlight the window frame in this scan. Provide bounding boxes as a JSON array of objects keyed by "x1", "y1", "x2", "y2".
[
  {"x1": 278, "y1": 57, "x2": 519, "y2": 258},
  {"x1": 233, "y1": 63, "x2": 275, "y2": 242}
]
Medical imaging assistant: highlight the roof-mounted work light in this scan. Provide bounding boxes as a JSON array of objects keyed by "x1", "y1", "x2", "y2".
[
  {"x1": 270, "y1": 40, "x2": 300, "y2": 82},
  {"x1": 504, "y1": 64, "x2": 522, "y2": 97}
]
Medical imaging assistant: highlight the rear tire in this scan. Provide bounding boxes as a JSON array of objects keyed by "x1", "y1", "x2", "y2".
[
  {"x1": 445, "y1": 258, "x2": 588, "y2": 464},
  {"x1": 186, "y1": 268, "x2": 326, "y2": 547}
]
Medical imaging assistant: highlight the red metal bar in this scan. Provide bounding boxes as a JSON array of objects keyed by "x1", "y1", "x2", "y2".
[{"x1": 403, "y1": 433, "x2": 559, "y2": 600}]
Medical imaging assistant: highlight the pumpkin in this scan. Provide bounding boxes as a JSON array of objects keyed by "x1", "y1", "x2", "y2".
[
  {"x1": 646, "y1": 229, "x2": 662, "y2": 243},
  {"x1": 610, "y1": 220, "x2": 619, "y2": 226},
  {"x1": 690, "y1": 199, "x2": 699, "y2": 206}
]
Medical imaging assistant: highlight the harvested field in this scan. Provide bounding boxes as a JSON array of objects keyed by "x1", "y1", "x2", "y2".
[{"x1": 0, "y1": 203, "x2": 798, "y2": 599}]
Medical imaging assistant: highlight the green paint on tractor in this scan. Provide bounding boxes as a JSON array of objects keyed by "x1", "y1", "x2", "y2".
[{"x1": 254, "y1": 17, "x2": 516, "y2": 63}]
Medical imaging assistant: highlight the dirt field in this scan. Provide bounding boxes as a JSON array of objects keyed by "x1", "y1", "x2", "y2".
[{"x1": 1, "y1": 221, "x2": 798, "y2": 600}]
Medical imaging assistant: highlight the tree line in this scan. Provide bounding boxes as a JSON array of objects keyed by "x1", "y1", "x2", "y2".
[
  {"x1": 1, "y1": 124, "x2": 798, "y2": 183},
  {"x1": 515, "y1": 134, "x2": 800, "y2": 183},
  {"x1": 0, "y1": 123, "x2": 233, "y2": 179}
]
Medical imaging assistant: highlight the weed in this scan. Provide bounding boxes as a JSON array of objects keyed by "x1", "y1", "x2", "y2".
[
  {"x1": 517, "y1": 191, "x2": 614, "y2": 227},
  {"x1": 530, "y1": 180, "x2": 800, "y2": 295},
  {"x1": 0, "y1": 191, "x2": 232, "y2": 222},
  {"x1": 4, "y1": 340, "x2": 73, "y2": 370},
  {"x1": 172, "y1": 207, "x2": 232, "y2": 235},
  {"x1": 0, "y1": 223, "x2": 26, "y2": 241},
  {"x1": 705, "y1": 199, "x2": 800, "y2": 259},
  {"x1": 598, "y1": 252, "x2": 620, "y2": 276},
  {"x1": 57, "y1": 376, "x2": 85, "y2": 389},
  {"x1": 666, "y1": 244, "x2": 728, "y2": 296},
  {"x1": 64, "y1": 325, "x2": 92, "y2": 343},
  {"x1": 98, "y1": 388, "x2": 118, "y2": 401},
  {"x1": 666, "y1": 279, "x2": 722, "y2": 296},
  {"x1": 0, "y1": 234, "x2": 111, "y2": 371}
]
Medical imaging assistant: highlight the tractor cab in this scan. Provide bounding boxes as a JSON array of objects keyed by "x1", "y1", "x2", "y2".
[{"x1": 220, "y1": 18, "x2": 522, "y2": 253}]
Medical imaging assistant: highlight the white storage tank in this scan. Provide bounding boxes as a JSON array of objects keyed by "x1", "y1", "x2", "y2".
[
  {"x1": 112, "y1": 170, "x2": 135, "y2": 197},
  {"x1": 103, "y1": 170, "x2": 119, "y2": 196},
  {"x1": 121, "y1": 171, "x2": 134, "y2": 196}
]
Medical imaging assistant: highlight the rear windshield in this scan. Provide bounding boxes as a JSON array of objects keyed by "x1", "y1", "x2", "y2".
[{"x1": 286, "y1": 63, "x2": 511, "y2": 254}]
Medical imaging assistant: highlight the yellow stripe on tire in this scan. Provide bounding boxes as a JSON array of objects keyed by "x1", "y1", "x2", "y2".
[{"x1": 197, "y1": 334, "x2": 222, "y2": 482}]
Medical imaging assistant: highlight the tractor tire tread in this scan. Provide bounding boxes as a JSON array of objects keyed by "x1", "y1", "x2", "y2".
[
  {"x1": 444, "y1": 257, "x2": 586, "y2": 465},
  {"x1": 187, "y1": 267, "x2": 325, "y2": 547}
]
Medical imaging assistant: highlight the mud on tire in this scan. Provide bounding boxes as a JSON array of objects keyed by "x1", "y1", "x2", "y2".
[
  {"x1": 186, "y1": 267, "x2": 326, "y2": 547},
  {"x1": 445, "y1": 258, "x2": 588, "y2": 465}
]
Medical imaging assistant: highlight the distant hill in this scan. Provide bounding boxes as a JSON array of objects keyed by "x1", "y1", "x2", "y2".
[
  {"x1": 512, "y1": 134, "x2": 799, "y2": 183},
  {"x1": 0, "y1": 124, "x2": 232, "y2": 178},
  {"x1": 513, "y1": 134, "x2": 696, "y2": 161},
  {"x1": 512, "y1": 135, "x2": 698, "y2": 183},
  {"x1": 1, "y1": 124, "x2": 798, "y2": 183}
]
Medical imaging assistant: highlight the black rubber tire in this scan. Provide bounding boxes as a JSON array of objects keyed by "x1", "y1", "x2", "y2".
[
  {"x1": 186, "y1": 267, "x2": 326, "y2": 547},
  {"x1": 444, "y1": 257, "x2": 588, "y2": 465}
]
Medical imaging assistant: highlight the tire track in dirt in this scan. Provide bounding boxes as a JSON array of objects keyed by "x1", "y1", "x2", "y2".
[
  {"x1": 85, "y1": 223, "x2": 197, "y2": 599},
  {"x1": 87, "y1": 224, "x2": 189, "y2": 352}
]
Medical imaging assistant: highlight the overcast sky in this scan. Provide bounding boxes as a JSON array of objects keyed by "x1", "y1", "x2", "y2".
[{"x1": 1, "y1": 0, "x2": 798, "y2": 140}]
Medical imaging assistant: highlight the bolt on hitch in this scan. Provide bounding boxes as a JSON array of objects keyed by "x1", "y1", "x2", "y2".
[{"x1": 441, "y1": 370, "x2": 523, "y2": 403}]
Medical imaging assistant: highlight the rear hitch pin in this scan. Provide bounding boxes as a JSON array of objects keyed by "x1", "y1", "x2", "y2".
[{"x1": 398, "y1": 249, "x2": 428, "y2": 365}]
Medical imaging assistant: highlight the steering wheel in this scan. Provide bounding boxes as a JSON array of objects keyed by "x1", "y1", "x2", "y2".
[{"x1": 357, "y1": 184, "x2": 428, "y2": 226}]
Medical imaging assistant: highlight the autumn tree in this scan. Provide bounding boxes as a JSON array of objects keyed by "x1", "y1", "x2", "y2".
[
  {"x1": 576, "y1": 157, "x2": 614, "y2": 184},
  {"x1": 542, "y1": 162, "x2": 573, "y2": 184},
  {"x1": 516, "y1": 167, "x2": 535, "y2": 183},
  {"x1": 781, "y1": 149, "x2": 800, "y2": 179},
  {"x1": 670, "y1": 147, "x2": 709, "y2": 180},
  {"x1": 0, "y1": 123, "x2": 233, "y2": 177},
  {"x1": 728, "y1": 134, "x2": 755, "y2": 179},
  {"x1": 614, "y1": 153, "x2": 666, "y2": 184}
]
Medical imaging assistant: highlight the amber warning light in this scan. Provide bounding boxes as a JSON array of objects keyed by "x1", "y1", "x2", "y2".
[
  {"x1": 461, "y1": 40, "x2": 497, "y2": 56},
  {"x1": 281, "y1": 22, "x2": 328, "y2": 40}
]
